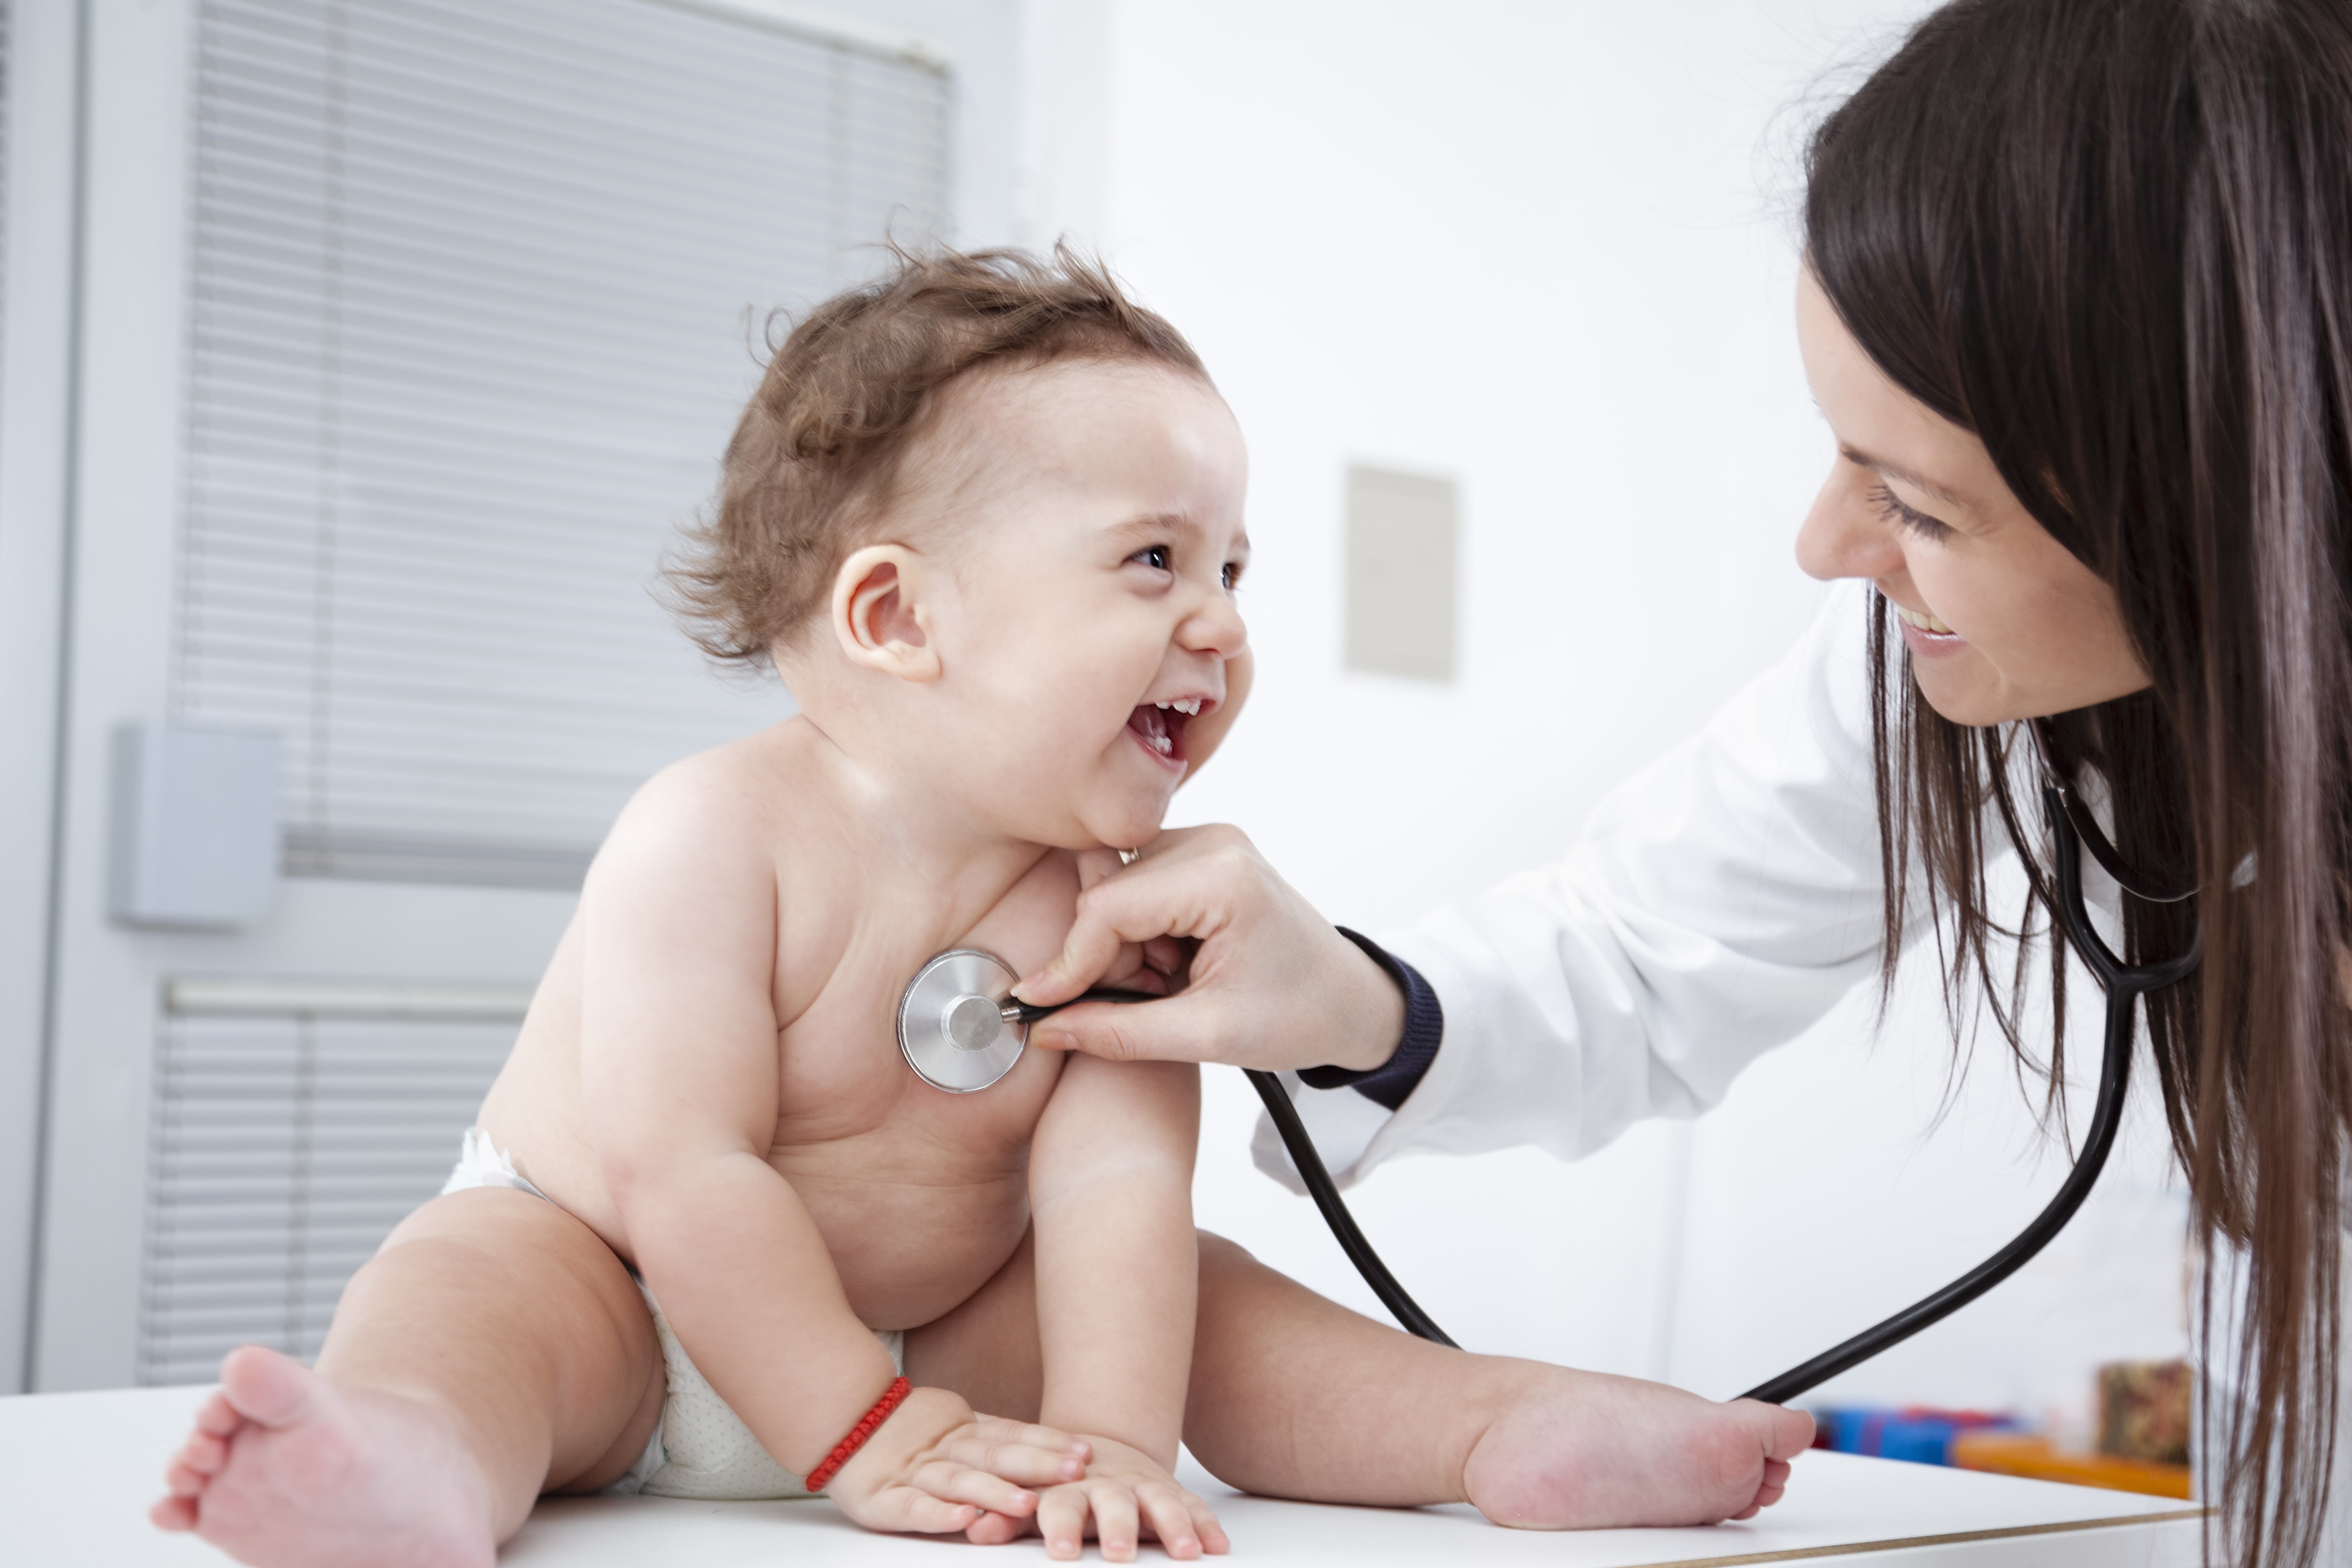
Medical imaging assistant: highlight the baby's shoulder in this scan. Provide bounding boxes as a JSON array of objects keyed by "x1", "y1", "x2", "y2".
[{"x1": 587, "y1": 719, "x2": 818, "y2": 900}]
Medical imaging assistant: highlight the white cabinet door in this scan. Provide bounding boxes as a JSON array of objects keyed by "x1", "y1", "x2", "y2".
[{"x1": 34, "y1": 0, "x2": 961, "y2": 1390}]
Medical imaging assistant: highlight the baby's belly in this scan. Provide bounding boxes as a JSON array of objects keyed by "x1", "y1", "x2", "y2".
[{"x1": 784, "y1": 1158, "x2": 1032, "y2": 1332}]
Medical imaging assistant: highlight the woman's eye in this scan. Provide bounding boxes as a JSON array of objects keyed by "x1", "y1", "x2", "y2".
[
  {"x1": 1868, "y1": 483, "x2": 1954, "y2": 542},
  {"x1": 1130, "y1": 545, "x2": 1173, "y2": 572}
]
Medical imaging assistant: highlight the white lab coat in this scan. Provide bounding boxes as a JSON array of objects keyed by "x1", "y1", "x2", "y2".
[{"x1": 1263, "y1": 579, "x2": 1995, "y2": 1187}]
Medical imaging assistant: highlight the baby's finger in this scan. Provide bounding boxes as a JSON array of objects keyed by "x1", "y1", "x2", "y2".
[
  {"x1": 967, "y1": 1415, "x2": 1089, "y2": 1460},
  {"x1": 872, "y1": 1486, "x2": 983, "y2": 1536},
  {"x1": 942, "y1": 1435, "x2": 1086, "y2": 1487},
  {"x1": 1137, "y1": 1481, "x2": 1206, "y2": 1560},
  {"x1": 911, "y1": 1459, "x2": 1038, "y2": 1519},
  {"x1": 1036, "y1": 1483, "x2": 1091, "y2": 1562},
  {"x1": 1089, "y1": 1480, "x2": 1142, "y2": 1564},
  {"x1": 964, "y1": 1506, "x2": 1033, "y2": 1546},
  {"x1": 1187, "y1": 1489, "x2": 1232, "y2": 1554}
]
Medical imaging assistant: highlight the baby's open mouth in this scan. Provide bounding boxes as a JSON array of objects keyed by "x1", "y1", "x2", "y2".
[{"x1": 1126, "y1": 700, "x2": 1199, "y2": 767}]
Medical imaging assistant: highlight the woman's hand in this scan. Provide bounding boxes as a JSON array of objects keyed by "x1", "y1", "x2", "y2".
[
  {"x1": 968, "y1": 1433, "x2": 1228, "y2": 1562},
  {"x1": 824, "y1": 1386, "x2": 1090, "y2": 1535},
  {"x1": 1013, "y1": 824, "x2": 1405, "y2": 1073}
]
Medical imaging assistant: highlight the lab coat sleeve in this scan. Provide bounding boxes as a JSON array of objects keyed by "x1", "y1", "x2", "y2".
[{"x1": 1256, "y1": 581, "x2": 1891, "y2": 1189}]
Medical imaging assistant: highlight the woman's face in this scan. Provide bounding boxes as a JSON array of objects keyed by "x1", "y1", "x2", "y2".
[{"x1": 1793, "y1": 269, "x2": 2150, "y2": 724}]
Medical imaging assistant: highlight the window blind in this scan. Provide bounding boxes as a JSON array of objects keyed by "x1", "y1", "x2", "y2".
[
  {"x1": 138, "y1": 1007, "x2": 518, "y2": 1385},
  {"x1": 171, "y1": 0, "x2": 954, "y2": 888}
]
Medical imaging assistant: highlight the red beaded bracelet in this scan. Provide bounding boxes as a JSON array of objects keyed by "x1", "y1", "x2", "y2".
[{"x1": 803, "y1": 1376, "x2": 913, "y2": 1493}]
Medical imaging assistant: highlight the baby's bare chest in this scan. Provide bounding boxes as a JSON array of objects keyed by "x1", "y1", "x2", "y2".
[
  {"x1": 760, "y1": 858, "x2": 1082, "y2": 1323},
  {"x1": 763, "y1": 853, "x2": 1081, "y2": 1175}
]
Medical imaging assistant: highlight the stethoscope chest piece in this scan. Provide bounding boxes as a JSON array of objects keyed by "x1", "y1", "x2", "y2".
[{"x1": 897, "y1": 948, "x2": 1026, "y2": 1093}]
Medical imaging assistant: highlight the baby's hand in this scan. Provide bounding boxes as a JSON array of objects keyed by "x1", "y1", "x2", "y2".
[
  {"x1": 825, "y1": 1386, "x2": 1090, "y2": 1536},
  {"x1": 982, "y1": 1433, "x2": 1229, "y2": 1562}
]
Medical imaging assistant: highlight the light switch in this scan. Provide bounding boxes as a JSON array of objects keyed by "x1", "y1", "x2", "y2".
[
  {"x1": 110, "y1": 722, "x2": 281, "y2": 929},
  {"x1": 1345, "y1": 465, "x2": 1457, "y2": 681}
]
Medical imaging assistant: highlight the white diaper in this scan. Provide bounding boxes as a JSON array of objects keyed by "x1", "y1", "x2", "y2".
[{"x1": 440, "y1": 1128, "x2": 906, "y2": 1501}]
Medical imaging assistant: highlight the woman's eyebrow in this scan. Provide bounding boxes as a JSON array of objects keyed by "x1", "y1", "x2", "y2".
[{"x1": 1840, "y1": 445, "x2": 1967, "y2": 507}]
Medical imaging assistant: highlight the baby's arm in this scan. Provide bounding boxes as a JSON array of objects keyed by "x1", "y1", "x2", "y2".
[
  {"x1": 579, "y1": 766, "x2": 1081, "y2": 1531},
  {"x1": 1024, "y1": 1052, "x2": 1228, "y2": 1560}
]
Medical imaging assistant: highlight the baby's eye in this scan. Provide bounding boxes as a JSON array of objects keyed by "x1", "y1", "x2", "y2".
[
  {"x1": 1129, "y1": 544, "x2": 1173, "y2": 572},
  {"x1": 1221, "y1": 561, "x2": 1243, "y2": 590}
]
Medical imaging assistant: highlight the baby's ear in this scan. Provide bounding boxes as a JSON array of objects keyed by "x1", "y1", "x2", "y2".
[{"x1": 831, "y1": 545, "x2": 942, "y2": 683}]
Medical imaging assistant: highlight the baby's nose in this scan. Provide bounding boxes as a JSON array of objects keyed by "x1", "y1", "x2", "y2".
[{"x1": 1179, "y1": 594, "x2": 1248, "y2": 659}]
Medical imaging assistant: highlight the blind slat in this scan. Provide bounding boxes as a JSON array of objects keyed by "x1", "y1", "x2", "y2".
[
  {"x1": 140, "y1": 1012, "x2": 514, "y2": 1384},
  {"x1": 173, "y1": 0, "x2": 951, "y2": 887}
]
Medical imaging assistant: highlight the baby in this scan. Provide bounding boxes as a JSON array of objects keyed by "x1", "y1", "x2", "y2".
[
  {"x1": 152, "y1": 247, "x2": 1814, "y2": 1568},
  {"x1": 156, "y1": 246, "x2": 1246, "y2": 1566}
]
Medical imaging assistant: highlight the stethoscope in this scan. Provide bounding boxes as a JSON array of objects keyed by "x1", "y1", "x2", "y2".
[{"x1": 894, "y1": 718, "x2": 2201, "y2": 1399}]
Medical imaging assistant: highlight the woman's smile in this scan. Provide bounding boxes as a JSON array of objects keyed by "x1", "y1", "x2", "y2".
[{"x1": 1888, "y1": 598, "x2": 1965, "y2": 657}]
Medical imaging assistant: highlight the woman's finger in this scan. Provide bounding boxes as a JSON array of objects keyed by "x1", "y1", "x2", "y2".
[
  {"x1": 1014, "y1": 830, "x2": 1238, "y2": 1008},
  {"x1": 1073, "y1": 846, "x2": 1132, "y2": 891},
  {"x1": 1015, "y1": 824, "x2": 1405, "y2": 1071}
]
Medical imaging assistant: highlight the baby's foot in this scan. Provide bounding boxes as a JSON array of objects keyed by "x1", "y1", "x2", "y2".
[
  {"x1": 1461, "y1": 1366, "x2": 1813, "y2": 1529},
  {"x1": 151, "y1": 1344, "x2": 497, "y2": 1568}
]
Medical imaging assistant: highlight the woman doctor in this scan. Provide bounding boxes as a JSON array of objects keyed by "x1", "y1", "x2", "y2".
[{"x1": 1016, "y1": 2, "x2": 2352, "y2": 1564}]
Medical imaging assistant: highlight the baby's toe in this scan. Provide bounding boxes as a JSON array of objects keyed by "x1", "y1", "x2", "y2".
[
  {"x1": 178, "y1": 1428, "x2": 230, "y2": 1476},
  {"x1": 151, "y1": 1494, "x2": 198, "y2": 1531},
  {"x1": 193, "y1": 1388, "x2": 246, "y2": 1437}
]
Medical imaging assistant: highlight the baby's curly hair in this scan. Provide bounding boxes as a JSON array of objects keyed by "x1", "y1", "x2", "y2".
[{"x1": 668, "y1": 243, "x2": 1209, "y2": 664}]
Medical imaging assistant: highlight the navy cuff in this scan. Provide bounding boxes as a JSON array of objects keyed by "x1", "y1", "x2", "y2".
[{"x1": 1295, "y1": 927, "x2": 1443, "y2": 1112}]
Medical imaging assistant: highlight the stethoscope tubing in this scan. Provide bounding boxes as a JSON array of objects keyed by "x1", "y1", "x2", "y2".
[
  {"x1": 974, "y1": 769, "x2": 2198, "y2": 1406},
  {"x1": 1736, "y1": 785, "x2": 2191, "y2": 1403},
  {"x1": 1232, "y1": 780, "x2": 2200, "y2": 1409}
]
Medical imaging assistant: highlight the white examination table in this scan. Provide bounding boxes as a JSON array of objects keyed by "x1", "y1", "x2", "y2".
[{"x1": 4, "y1": 1385, "x2": 2203, "y2": 1566}]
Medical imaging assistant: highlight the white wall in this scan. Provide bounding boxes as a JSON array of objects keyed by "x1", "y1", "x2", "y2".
[{"x1": 1035, "y1": 0, "x2": 2193, "y2": 1427}]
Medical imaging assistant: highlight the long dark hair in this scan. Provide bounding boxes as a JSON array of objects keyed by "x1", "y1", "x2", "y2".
[{"x1": 1807, "y1": 2, "x2": 2352, "y2": 1562}]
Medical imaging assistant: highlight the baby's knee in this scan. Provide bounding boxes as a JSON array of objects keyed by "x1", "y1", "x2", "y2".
[{"x1": 1195, "y1": 1229, "x2": 1258, "y2": 1272}]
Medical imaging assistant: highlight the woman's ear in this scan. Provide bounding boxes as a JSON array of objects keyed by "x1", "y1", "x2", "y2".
[{"x1": 831, "y1": 545, "x2": 943, "y2": 682}]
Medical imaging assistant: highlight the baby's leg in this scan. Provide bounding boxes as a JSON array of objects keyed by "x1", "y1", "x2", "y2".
[
  {"x1": 152, "y1": 1187, "x2": 662, "y2": 1568},
  {"x1": 908, "y1": 1228, "x2": 1812, "y2": 1530},
  {"x1": 1185, "y1": 1234, "x2": 1812, "y2": 1527}
]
